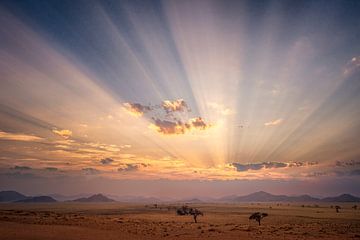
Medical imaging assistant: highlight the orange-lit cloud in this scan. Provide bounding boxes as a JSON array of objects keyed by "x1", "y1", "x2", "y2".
[
  {"x1": 0, "y1": 130, "x2": 43, "y2": 142},
  {"x1": 52, "y1": 129, "x2": 72, "y2": 139},
  {"x1": 162, "y1": 99, "x2": 189, "y2": 113},
  {"x1": 123, "y1": 102, "x2": 151, "y2": 117},
  {"x1": 264, "y1": 118, "x2": 283, "y2": 126}
]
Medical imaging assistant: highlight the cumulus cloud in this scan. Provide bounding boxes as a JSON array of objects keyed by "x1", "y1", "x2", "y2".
[
  {"x1": 123, "y1": 102, "x2": 151, "y2": 117},
  {"x1": 52, "y1": 129, "x2": 72, "y2": 139},
  {"x1": 343, "y1": 56, "x2": 360, "y2": 75},
  {"x1": 150, "y1": 117, "x2": 211, "y2": 135},
  {"x1": 0, "y1": 130, "x2": 43, "y2": 142},
  {"x1": 118, "y1": 163, "x2": 148, "y2": 172},
  {"x1": 264, "y1": 118, "x2": 283, "y2": 126},
  {"x1": 123, "y1": 99, "x2": 211, "y2": 135},
  {"x1": 162, "y1": 99, "x2": 190, "y2": 113},
  {"x1": 100, "y1": 157, "x2": 114, "y2": 165},
  {"x1": 190, "y1": 117, "x2": 210, "y2": 130},
  {"x1": 82, "y1": 167, "x2": 101, "y2": 175}
]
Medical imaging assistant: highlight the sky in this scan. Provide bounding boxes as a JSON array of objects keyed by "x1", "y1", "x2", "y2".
[{"x1": 0, "y1": 0, "x2": 360, "y2": 198}]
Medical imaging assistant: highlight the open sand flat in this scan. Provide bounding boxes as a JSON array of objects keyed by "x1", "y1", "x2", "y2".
[{"x1": 0, "y1": 203, "x2": 359, "y2": 240}]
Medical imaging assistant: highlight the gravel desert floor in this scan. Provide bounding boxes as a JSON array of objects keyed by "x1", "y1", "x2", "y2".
[{"x1": 0, "y1": 203, "x2": 359, "y2": 240}]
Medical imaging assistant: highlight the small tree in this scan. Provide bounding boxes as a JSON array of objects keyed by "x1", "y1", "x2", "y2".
[
  {"x1": 189, "y1": 208, "x2": 203, "y2": 223},
  {"x1": 249, "y1": 212, "x2": 268, "y2": 226},
  {"x1": 176, "y1": 206, "x2": 204, "y2": 223},
  {"x1": 335, "y1": 205, "x2": 341, "y2": 213}
]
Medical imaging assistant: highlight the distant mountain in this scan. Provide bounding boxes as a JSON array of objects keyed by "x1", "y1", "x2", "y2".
[
  {"x1": 219, "y1": 191, "x2": 318, "y2": 202},
  {"x1": 180, "y1": 198, "x2": 204, "y2": 204},
  {"x1": 71, "y1": 194, "x2": 115, "y2": 202},
  {"x1": 321, "y1": 194, "x2": 360, "y2": 202},
  {"x1": 16, "y1": 196, "x2": 57, "y2": 203},
  {"x1": 219, "y1": 191, "x2": 360, "y2": 203},
  {"x1": 49, "y1": 193, "x2": 91, "y2": 202},
  {"x1": 0, "y1": 191, "x2": 27, "y2": 202},
  {"x1": 118, "y1": 196, "x2": 162, "y2": 203}
]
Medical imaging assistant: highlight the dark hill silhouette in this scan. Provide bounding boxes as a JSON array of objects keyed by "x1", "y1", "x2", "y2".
[
  {"x1": 0, "y1": 191, "x2": 27, "y2": 202},
  {"x1": 16, "y1": 196, "x2": 57, "y2": 203},
  {"x1": 219, "y1": 191, "x2": 359, "y2": 202},
  {"x1": 321, "y1": 194, "x2": 360, "y2": 202},
  {"x1": 71, "y1": 194, "x2": 115, "y2": 202}
]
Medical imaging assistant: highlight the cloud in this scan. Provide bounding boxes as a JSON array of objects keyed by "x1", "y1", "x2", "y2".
[
  {"x1": 231, "y1": 161, "x2": 319, "y2": 172},
  {"x1": 264, "y1": 118, "x2": 283, "y2": 126},
  {"x1": 208, "y1": 102, "x2": 234, "y2": 115},
  {"x1": 288, "y1": 161, "x2": 318, "y2": 167},
  {"x1": 13, "y1": 166, "x2": 32, "y2": 170},
  {"x1": 231, "y1": 162, "x2": 288, "y2": 172},
  {"x1": 82, "y1": 168, "x2": 101, "y2": 175},
  {"x1": 120, "y1": 144, "x2": 131, "y2": 149},
  {"x1": 190, "y1": 117, "x2": 210, "y2": 130},
  {"x1": 123, "y1": 102, "x2": 151, "y2": 117},
  {"x1": 335, "y1": 160, "x2": 360, "y2": 167},
  {"x1": 100, "y1": 157, "x2": 114, "y2": 165},
  {"x1": 52, "y1": 129, "x2": 72, "y2": 139},
  {"x1": 0, "y1": 130, "x2": 43, "y2": 142},
  {"x1": 44, "y1": 167, "x2": 58, "y2": 171},
  {"x1": 306, "y1": 172, "x2": 328, "y2": 177},
  {"x1": 123, "y1": 99, "x2": 211, "y2": 135},
  {"x1": 162, "y1": 99, "x2": 190, "y2": 113},
  {"x1": 118, "y1": 163, "x2": 148, "y2": 172},
  {"x1": 343, "y1": 56, "x2": 360, "y2": 75},
  {"x1": 150, "y1": 117, "x2": 211, "y2": 135}
]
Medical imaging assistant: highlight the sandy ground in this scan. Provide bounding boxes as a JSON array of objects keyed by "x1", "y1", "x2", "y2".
[{"x1": 0, "y1": 202, "x2": 359, "y2": 239}]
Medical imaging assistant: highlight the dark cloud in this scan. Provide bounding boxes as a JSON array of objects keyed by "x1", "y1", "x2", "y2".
[
  {"x1": 118, "y1": 163, "x2": 148, "y2": 172},
  {"x1": 231, "y1": 162, "x2": 288, "y2": 172},
  {"x1": 82, "y1": 168, "x2": 101, "y2": 175},
  {"x1": 44, "y1": 167, "x2": 58, "y2": 171},
  {"x1": 123, "y1": 102, "x2": 152, "y2": 117},
  {"x1": 13, "y1": 166, "x2": 32, "y2": 170},
  {"x1": 335, "y1": 160, "x2": 360, "y2": 167},
  {"x1": 100, "y1": 157, "x2": 114, "y2": 165},
  {"x1": 151, "y1": 117, "x2": 211, "y2": 135}
]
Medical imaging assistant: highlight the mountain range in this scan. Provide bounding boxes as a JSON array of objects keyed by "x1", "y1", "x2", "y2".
[
  {"x1": 1, "y1": 190, "x2": 359, "y2": 203},
  {"x1": 70, "y1": 193, "x2": 115, "y2": 202},
  {"x1": 219, "y1": 191, "x2": 360, "y2": 203}
]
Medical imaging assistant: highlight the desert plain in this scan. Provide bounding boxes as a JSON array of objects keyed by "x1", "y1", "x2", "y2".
[{"x1": 0, "y1": 202, "x2": 359, "y2": 240}]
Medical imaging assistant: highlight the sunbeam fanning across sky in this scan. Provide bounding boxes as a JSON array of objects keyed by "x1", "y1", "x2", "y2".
[{"x1": 0, "y1": 0, "x2": 360, "y2": 197}]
